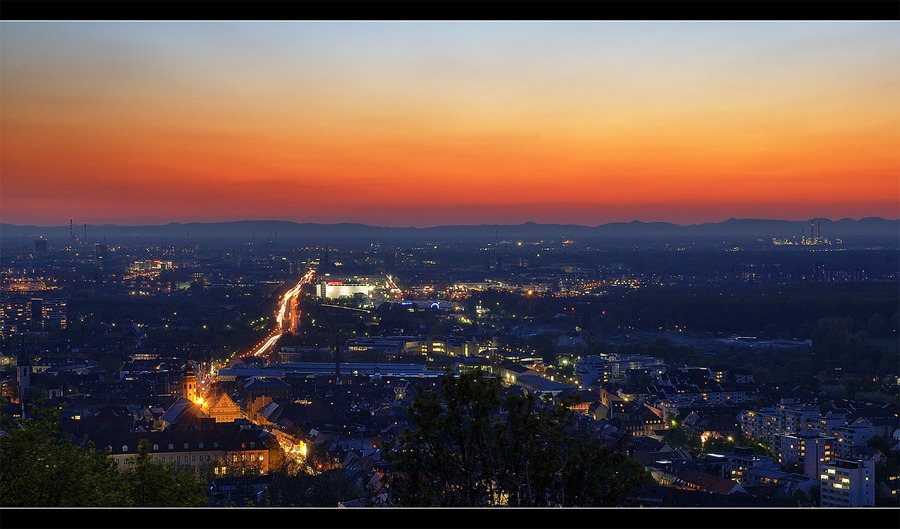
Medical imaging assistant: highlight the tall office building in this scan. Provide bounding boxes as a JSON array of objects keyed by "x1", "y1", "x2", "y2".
[{"x1": 34, "y1": 238, "x2": 48, "y2": 257}]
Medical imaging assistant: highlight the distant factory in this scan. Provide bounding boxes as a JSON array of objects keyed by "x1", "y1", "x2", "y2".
[{"x1": 772, "y1": 219, "x2": 842, "y2": 246}]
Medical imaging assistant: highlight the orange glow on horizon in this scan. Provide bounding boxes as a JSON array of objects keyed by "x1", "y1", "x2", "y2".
[{"x1": 2, "y1": 21, "x2": 898, "y2": 226}]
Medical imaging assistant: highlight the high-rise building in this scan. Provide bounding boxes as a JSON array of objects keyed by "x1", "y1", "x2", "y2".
[
  {"x1": 33, "y1": 293, "x2": 67, "y2": 330},
  {"x1": 34, "y1": 238, "x2": 48, "y2": 257},
  {"x1": 1, "y1": 290, "x2": 68, "y2": 337},
  {"x1": 0, "y1": 293, "x2": 33, "y2": 337},
  {"x1": 16, "y1": 337, "x2": 31, "y2": 405},
  {"x1": 831, "y1": 421, "x2": 876, "y2": 459},
  {"x1": 774, "y1": 431, "x2": 834, "y2": 479},
  {"x1": 820, "y1": 457, "x2": 875, "y2": 507}
]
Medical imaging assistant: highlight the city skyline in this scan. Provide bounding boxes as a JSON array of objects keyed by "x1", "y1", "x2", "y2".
[{"x1": 2, "y1": 21, "x2": 899, "y2": 228}]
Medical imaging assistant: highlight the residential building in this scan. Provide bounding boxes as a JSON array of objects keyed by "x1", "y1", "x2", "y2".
[
  {"x1": 831, "y1": 421, "x2": 876, "y2": 459},
  {"x1": 820, "y1": 457, "x2": 875, "y2": 507},
  {"x1": 727, "y1": 446, "x2": 780, "y2": 482},
  {"x1": 774, "y1": 430, "x2": 834, "y2": 479}
]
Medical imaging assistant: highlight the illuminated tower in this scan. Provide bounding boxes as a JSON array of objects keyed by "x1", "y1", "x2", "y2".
[{"x1": 182, "y1": 359, "x2": 198, "y2": 402}]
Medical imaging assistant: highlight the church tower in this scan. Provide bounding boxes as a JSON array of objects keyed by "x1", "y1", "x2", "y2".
[{"x1": 182, "y1": 358, "x2": 198, "y2": 403}]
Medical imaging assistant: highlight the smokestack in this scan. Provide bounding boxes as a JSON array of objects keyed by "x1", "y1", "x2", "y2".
[
  {"x1": 83, "y1": 222, "x2": 87, "y2": 241},
  {"x1": 69, "y1": 218, "x2": 73, "y2": 240}
]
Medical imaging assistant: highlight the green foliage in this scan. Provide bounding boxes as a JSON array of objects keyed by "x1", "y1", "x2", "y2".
[
  {"x1": 121, "y1": 439, "x2": 208, "y2": 506},
  {"x1": 610, "y1": 312, "x2": 897, "y2": 402},
  {"x1": 383, "y1": 372, "x2": 653, "y2": 507},
  {"x1": 260, "y1": 432, "x2": 290, "y2": 474},
  {"x1": 603, "y1": 282, "x2": 898, "y2": 338},
  {"x1": 264, "y1": 468, "x2": 363, "y2": 507},
  {"x1": 661, "y1": 424, "x2": 701, "y2": 452},
  {"x1": 701, "y1": 436, "x2": 736, "y2": 454},
  {"x1": 0, "y1": 406, "x2": 207, "y2": 507},
  {"x1": 0, "y1": 405, "x2": 124, "y2": 506}
]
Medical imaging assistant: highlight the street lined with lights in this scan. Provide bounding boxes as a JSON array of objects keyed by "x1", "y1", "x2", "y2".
[{"x1": 246, "y1": 269, "x2": 315, "y2": 358}]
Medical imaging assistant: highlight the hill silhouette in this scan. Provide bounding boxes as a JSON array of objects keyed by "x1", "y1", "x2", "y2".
[{"x1": 2, "y1": 217, "x2": 897, "y2": 244}]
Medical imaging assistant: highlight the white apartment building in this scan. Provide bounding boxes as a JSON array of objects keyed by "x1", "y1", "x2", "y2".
[
  {"x1": 831, "y1": 421, "x2": 875, "y2": 459},
  {"x1": 774, "y1": 430, "x2": 834, "y2": 479},
  {"x1": 820, "y1": 457, "x2": 875, "y2": 507}
]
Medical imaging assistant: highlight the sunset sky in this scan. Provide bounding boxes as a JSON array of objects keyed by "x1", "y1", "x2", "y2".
[{"x1": 2, "y1": 21, "x2": 898, "y2": 228}]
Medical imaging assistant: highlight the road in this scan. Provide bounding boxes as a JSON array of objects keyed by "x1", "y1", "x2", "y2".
[{"x1": 243, "y1": 269, "x2": 315, "y2": 359}]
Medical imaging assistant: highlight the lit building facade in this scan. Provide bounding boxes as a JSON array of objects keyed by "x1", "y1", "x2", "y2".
[
  {"x1": 739, "y1": 400, "x2": 835, "y2": 448},
  {"x1": 0, "y1": 289, "x2": 67, "y2": 337},
  {"x1": 344, "y1": 335, "x2": 477, "y2": 359},
  {"x1": 831, "y1": 422, "x2": 875, "y2": 459},
  {"x1": 575, "y1": 353, "x2": 665, "y2": 387},
  {"x1": 727, "y1": 446, "x2": 779, "y2": 482},
  {"x1": 128, "y1": 259, "x2": 174, "y2": 273},
  {"x1": 0, "y1": 293, "x2": 31, "y2": 336},
  {"x1": 316, "y1": 280, "x2": 372, "y2": 299},
  {"x1": 774, "y1": 431, "x2": 834, "y2": 479},
  {"x1": 104, "y1": 428, "x2": 269, "y2": 477},
  {"x1": 820, "y1": 457, "x2": 875, "y2": 507},
  {"x1": 779, "y1": 401, "x2": 822, "y2": 436}
]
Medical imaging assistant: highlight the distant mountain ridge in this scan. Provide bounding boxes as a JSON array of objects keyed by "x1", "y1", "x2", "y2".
[{"x1": 1, "y1": 217, "x2": 898, "y2": 242}]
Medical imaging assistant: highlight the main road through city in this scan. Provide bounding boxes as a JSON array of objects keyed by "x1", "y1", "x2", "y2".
[{"x1": 243, "y1": 269, "x2": 315, "y2": 359}]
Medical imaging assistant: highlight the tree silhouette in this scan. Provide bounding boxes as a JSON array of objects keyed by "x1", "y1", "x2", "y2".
[
  {"x1": 383, "y1": 372, "x2": 652, "y2": 506},
  {"x1": 0, "y1": 403, "x2": 125, "y2": 506},
  {"x1": 1, "y1": 402, "x2": 207, "y2": 507}
]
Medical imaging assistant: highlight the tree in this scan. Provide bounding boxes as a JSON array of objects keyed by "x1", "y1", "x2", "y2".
[
  {"x1": 661, "y1": 415, "x2": 701, "y2": 451},
  {"x1": 383, "y1": 372, "x2": 652, "y2": 506},
  {"x1": 121, "y1": 439, "x2": 208, "y2": 506},
  {"x1": 304, "y1": 467, "x2": 364, "y2": 506},
  {"x1": 0, "y1": 404, "x2": 125, "y2": 507},
  {"x1": 1, "y1": 403, "x2": 208, "y2": 507},
  {"x1": 264, "y1": 465, "x2": 364, "y2": 506}
]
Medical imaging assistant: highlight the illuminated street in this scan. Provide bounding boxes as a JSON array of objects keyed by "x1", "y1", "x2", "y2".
[{"x1": 248, "y1": 269, "x2": 315, "y2": 358}]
